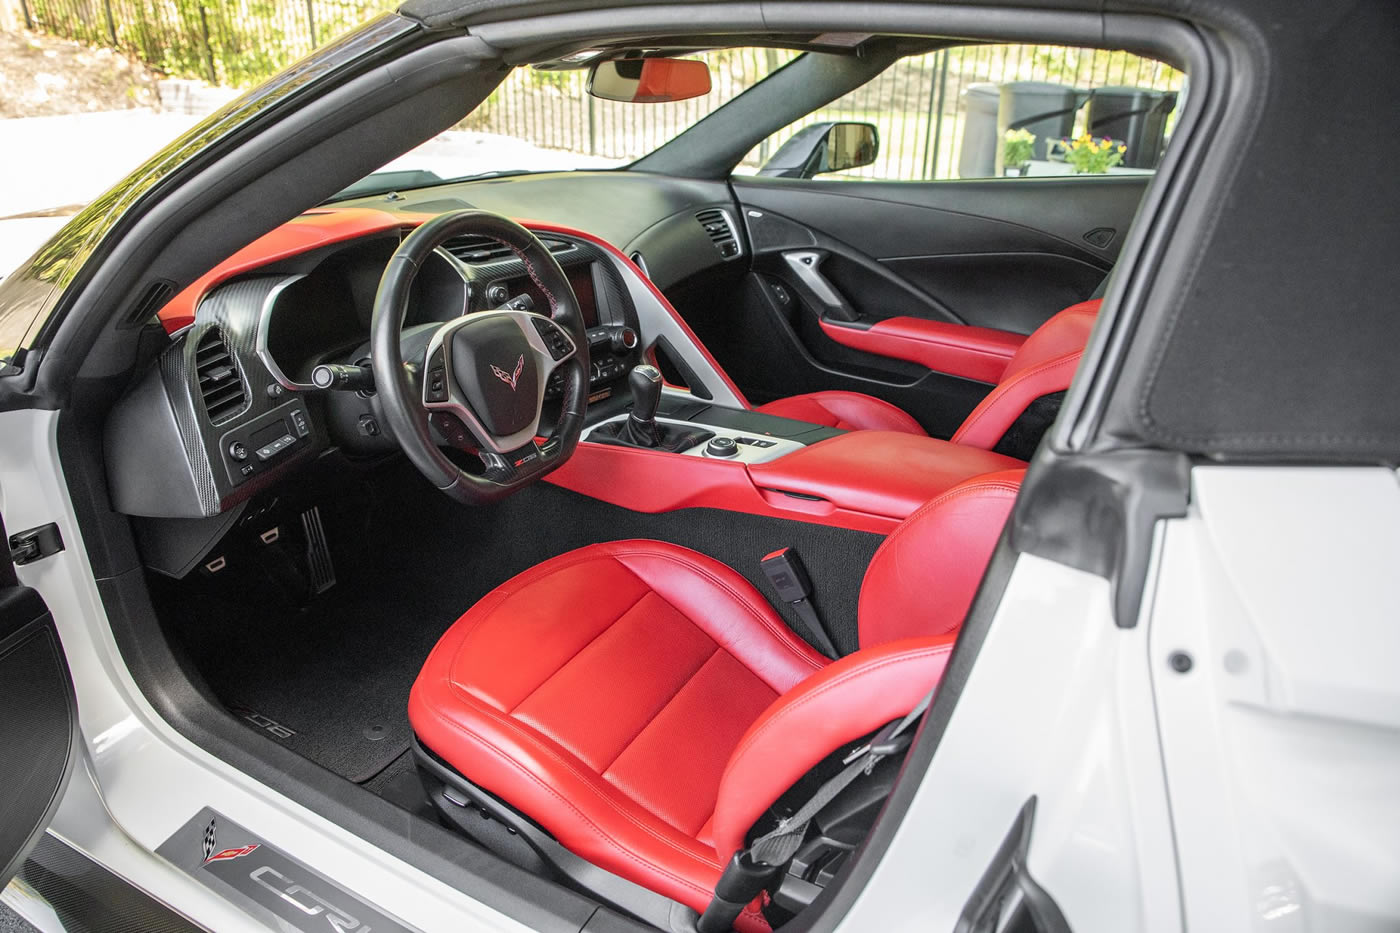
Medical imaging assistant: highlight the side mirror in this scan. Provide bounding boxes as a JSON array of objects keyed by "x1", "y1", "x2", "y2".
[
  {"x1": 757, "y1": 121, "x2": 880, "y2": 179},
  {"x1": 588, "y1": 58, "x2": 712, "y2": 104}
]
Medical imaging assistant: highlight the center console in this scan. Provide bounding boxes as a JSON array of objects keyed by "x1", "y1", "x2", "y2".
[{"x1": 552, "y1": 366, "x2": 1024, "y2": 536}]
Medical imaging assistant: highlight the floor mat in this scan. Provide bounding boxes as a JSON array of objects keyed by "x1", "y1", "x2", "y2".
[
  {"x1": 159, "y1": 460, "x2": 882, "y2": 785},
  {"x1": 183, "y1": 588, "x2": 446, "y2": 782}
]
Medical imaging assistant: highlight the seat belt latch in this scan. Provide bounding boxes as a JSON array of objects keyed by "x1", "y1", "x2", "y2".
[{"x1": 760, "y1": 548, "x2": 839, "y2": 658}]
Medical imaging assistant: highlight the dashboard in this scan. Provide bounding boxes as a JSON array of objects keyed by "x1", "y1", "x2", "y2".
[{"x1": 104, "y1": 219, "x2": 672, "y2": 519}]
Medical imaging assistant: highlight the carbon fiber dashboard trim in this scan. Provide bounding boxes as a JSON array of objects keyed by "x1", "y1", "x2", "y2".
[{"x1": 154, "y1": 275, "x2": 323, "y2": 516}]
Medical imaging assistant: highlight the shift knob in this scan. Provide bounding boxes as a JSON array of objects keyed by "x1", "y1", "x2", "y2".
[{"x1": 628, "y1": 364, "x2": 662, "y2": 425}]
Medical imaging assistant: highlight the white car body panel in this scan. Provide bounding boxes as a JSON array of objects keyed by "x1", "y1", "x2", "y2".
[
  {"x1": 0, "y1": 408, "x2": 531, "y2": 932},
  {"x1": 1149, "y1": 466, "x2": 1400, "y2": 932}
]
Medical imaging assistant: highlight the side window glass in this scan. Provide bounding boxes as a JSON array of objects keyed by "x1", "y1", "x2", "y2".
[{"x1": 738, "y1": 45, "x2": 1184, "y2": 181}]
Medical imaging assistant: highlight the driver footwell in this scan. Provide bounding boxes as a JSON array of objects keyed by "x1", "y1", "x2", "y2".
[{"x1": 153, "y1": 460, "x2": 883, "y2": 795}]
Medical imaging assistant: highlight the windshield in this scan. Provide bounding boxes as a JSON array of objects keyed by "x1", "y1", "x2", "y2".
[{"x1": 334, "y1": 49, "x2": 801, "y2": 199}]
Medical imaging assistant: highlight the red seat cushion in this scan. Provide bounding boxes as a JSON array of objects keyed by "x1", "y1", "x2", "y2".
[
  {"x1": 410, "y1": 474, "x2": 1023, "y2": 919},
  {"x1": 756, "y1": 390, "x2": 927, "y2": 435},
  {"x1": 407, "y1": 540, "x2": 827, "y2": 925}
]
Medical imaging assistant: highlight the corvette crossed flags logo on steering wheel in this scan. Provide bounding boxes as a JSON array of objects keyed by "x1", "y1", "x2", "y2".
[{"x1": 491, "y1": 355, "x2": 525, "y2": 390}]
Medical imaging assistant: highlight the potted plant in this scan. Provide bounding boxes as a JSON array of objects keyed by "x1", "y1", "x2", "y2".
[
  {"x1": 1002, "y1": 128, "x2": 1035, "y2": 176},
  {"x1": 1056, "y1": 134, "x2": 1128, "y2": 174}
]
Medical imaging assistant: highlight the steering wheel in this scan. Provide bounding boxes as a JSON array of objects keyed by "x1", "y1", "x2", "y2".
[{"x1": 371, "y1": 210, "x2": 590, "y2": 504}]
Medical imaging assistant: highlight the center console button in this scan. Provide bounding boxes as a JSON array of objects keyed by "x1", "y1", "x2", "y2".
[{"x1": 705, "y1": 436, "x2": 739, "y2": 458}]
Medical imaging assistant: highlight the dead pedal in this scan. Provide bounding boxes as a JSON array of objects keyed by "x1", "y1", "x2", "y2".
[{"x1": 300, "y1": 506, "x2": 336, "y2": 594}]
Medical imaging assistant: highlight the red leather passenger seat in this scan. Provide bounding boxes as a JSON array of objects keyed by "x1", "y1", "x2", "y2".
[
  {"x1": 409, "y1": 470, "x2": 1023, "y2": 925},
  {"x1": 757, "y1": 299, "x2": 1102, "y2": 446}
]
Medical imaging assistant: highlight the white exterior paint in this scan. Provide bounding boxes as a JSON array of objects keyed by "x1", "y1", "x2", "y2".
[
  {"x1": 0, "y1": 408, "x2": 532, "y2": 932},
  {"x1": 1147, "y1": 466, "x2": 1400, "y2": 931}
]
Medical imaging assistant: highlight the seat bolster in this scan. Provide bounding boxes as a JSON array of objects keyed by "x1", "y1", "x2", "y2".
[
  {"x1": 757, "y1": 391, "x2": 927, "y2": 435},
  {"x1": 710, "y1": 636, "x2": 956, "y2": 862},
  {"x1": 949, "y1": 352, "x2": 1082, "y2": 449},
  {"x1": 857, "y1": 471, "x2": 1022, "y2": 647}
]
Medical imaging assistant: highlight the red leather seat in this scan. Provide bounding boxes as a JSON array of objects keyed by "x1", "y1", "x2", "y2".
[
  {"x1": 409, "y1": 470, "x2": 1023, "y2": 925},
  {"x1": 757, "y1": 299, "x2": 1101, "y2": 446}
]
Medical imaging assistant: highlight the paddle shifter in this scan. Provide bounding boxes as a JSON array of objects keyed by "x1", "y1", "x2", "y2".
[
  {"x1": 621, "y1": 364, "x2": 663, "y2": 446},
  {"x1": 590, "y1": 363, "x2": 714, "y2": 452}
]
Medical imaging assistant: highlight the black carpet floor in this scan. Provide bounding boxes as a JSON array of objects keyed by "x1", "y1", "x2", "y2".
[{"x1": 159, "y1": 460, "x2": 883, "y2": 789}]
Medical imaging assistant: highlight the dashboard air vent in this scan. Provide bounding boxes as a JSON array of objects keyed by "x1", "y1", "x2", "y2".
[
  {"x1": 696, "y1": 209, "x2": 740, "y2": 259},
  {"x1": 195, "y1": 328, "x2": 247, "y2": 423},
  {"x1": 442, "y1": 235, "x2": 573, "y2": 265}
]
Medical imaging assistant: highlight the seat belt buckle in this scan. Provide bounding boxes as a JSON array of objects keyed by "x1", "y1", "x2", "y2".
[{"x1": 759, "y1": 547, "x2": 813, "y2": 604}]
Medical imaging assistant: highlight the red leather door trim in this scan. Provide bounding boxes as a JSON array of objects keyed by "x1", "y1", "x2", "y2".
[{"x1": 819, "y1": 316, "x2": 1024, "y2": 384}]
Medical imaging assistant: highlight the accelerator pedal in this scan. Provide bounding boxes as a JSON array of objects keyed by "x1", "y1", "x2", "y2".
[{"x1": 300, "y1": 506, "x2": 337, "y2": 594}]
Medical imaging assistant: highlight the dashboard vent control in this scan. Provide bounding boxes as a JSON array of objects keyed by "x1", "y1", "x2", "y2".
[
  {"x1": 442, "y1": 235, "x2": 573, "y2": 265},
  {"x1": 696, "y1": 209, "x2": 740, "y2": 259},
  {"x1": 195, "y1": 328, "x2": 248, "y2": 423}
]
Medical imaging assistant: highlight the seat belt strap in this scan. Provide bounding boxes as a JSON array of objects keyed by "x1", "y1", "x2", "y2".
[
  {"x1": 697, "y1": 688, "x2": 935, "y2": 933},
  {"x1": 746, "y1": 687, "x2": 933, "y2": 867},
  {"x1": 759, "y1": 548, "x2": 839, "y2": 659}
]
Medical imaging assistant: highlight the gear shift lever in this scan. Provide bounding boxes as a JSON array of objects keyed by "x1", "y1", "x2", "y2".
[
  {"x1": 621, "y1": 364, "x2": 663, "y2": 447},
  {"x1": 591, "y1": 363, "x2": 713, "y2": 452}
]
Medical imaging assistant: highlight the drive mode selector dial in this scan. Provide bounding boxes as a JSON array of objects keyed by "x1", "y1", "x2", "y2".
[{"x1": 705, "y1": 436, "x2": 739, "y2": 458}]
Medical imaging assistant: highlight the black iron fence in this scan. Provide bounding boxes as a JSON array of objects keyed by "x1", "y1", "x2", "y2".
[
  {"x1": 466, "y1": 45, "x2": 1184, "y2": 179},
  {"x1": 20, "y1": 0, "x2": 386, "y2": 86},
  {"x1": 16, "y1": 1, "x2": 1183, "y2": 180}
]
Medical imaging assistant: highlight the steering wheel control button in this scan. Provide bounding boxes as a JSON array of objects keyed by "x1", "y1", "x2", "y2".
[
  {"x1": 425, "y1": 347, "x2": 449, "y2": 403},
  {"x1": 705, "y1": 436, "x2": 739, "y2": 458},
  {"x1": 531, "y1": 316, "x2": 574, "y2": 360}
]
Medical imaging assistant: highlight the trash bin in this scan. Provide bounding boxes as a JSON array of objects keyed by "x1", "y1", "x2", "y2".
[
  {"x1": 957, "y1": 83, "x2": 1000, "y2": 179},
  {"x1": 998, "y1": 82, "x2": 1080, "y2": 164},
  {"x1": 1086, "y1": 86, "x2": 1178, "y2": 168}
]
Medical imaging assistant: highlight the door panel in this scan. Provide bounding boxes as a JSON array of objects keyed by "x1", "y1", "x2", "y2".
[
  {"x1": 722, "y1": 175, "x2": 1145, "y2": 432},
  {"x1": 0, "y1": 511, "x2": 77, "y2": 889}
]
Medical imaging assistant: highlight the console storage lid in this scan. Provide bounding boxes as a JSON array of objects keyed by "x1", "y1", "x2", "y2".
[{"x1": 747, "y1": 431, "x2": 1024, "y2": 520}]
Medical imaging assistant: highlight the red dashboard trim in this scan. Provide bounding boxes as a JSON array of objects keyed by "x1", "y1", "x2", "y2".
[
  {"x1": 157, "y1": 208, "x2": 426, "y2": 332},
  {"x1": 819, "y1": 316, "x2": 1024, "y2": 384}
]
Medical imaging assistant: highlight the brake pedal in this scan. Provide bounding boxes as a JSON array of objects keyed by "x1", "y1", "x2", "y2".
[{"x1": 300, "y1": 506, "x2": 336, "y2": 594}]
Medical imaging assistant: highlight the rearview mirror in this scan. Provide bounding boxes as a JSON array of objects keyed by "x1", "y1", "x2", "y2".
[
  {"x1": 757, "y1": 122, "x2": 880, "y2": 179},
  {"x1": 588, "y1": 59, "x2": 712, "y2": 104}
]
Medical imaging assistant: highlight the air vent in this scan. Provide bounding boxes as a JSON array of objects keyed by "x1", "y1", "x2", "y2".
[
  {"x1": 442, "y1": 235, "x2": 573, "y2": 265},
  {"x1": 194, "y1": 328, "x2": 248, "y2": 423},
  {"x1": 120, "y1": 279, "x2": 176, "y2": 328},
  {"x1": 696, "y1": 209, "x2": 740, "y2": 260}
]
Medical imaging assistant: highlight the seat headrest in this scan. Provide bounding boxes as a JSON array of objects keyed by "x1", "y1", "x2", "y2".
[{"x1": 858, "y1": 470, "x2": 1024, "y2": 648}]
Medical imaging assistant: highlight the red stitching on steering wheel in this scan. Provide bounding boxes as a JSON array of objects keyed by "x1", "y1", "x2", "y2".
[{"x1": 505, "y1": 242, "x2": 560, "y2": 316}]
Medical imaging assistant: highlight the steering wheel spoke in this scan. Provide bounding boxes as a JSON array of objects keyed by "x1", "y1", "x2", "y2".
[{"x1": 371, "y1": 210, "x2": 591, "y2": 504}]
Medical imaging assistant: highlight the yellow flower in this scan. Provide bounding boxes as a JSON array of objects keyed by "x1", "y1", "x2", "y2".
[{"x1": 1118, "y1": 144, "x2": 1127, "y2": 153}]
